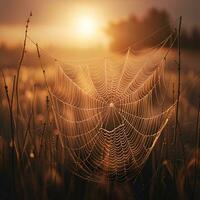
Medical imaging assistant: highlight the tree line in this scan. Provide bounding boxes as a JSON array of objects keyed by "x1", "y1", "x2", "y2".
[{"x1": 106, "y1": 8, "x2": 200, "y2": 52}]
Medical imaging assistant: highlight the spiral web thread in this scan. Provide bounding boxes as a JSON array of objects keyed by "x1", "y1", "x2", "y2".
[{"x1": 29, "y1": 29, "x2": 177, "y2": 182}]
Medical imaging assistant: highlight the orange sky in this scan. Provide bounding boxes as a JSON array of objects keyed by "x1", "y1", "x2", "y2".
[{"x1": 0, "y1": 0, "x2": 199, "y2": 49}]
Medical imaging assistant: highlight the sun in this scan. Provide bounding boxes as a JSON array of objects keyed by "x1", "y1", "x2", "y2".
[
  {"x1": 65, "y1": 6, "x2": 105, "y2": 46},
  {"x1": 77, "y1": 16, "x2": 96, "y2": 37},
  {"x1": 77, "y1": 16, "x2": 97, "y2": 37}
]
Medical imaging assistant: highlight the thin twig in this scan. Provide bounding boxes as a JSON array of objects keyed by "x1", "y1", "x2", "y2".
[
  {"x1": 174, "y1": 16, "x2": 182, "y2": 180},
  {"x1": 15, "y1": 12, "x2": 32, "y2": 148}
]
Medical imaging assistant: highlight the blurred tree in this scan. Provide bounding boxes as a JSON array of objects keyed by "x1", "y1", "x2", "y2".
[
  {"x1": 190, "y1": 27, "x2": 200, "y2": 49},
  {"x1": 106, "y1": 8, "x2": 200, "y2": 52},
  {"x1": 181, "y1": 29, "x2": 190, "y2": 49},
  {"x1": 106, "y1": 8, "x2": 172, "y2": 52}
]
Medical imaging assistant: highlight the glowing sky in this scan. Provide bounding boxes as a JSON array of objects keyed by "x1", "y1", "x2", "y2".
[{"x1": 0, "y1": 0, "x2": 199, "y2": 48}]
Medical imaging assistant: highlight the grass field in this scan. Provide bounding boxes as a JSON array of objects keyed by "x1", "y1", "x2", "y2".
[{"x1": 0, "y1": 40, "x2": 200, "y2": 199}]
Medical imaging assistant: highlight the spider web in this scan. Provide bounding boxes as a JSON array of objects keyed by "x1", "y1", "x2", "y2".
[{"x1": 30, "y1": 30, "x2": 177, "y2": 182}]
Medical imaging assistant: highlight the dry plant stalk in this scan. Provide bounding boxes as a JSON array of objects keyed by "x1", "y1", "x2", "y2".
[
  {"x1": 0, "y1": 70, "x2": 16, "y2": 197},
  {"x1": 174, "y1": 16, "x2": 182, "y2": 180}
]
